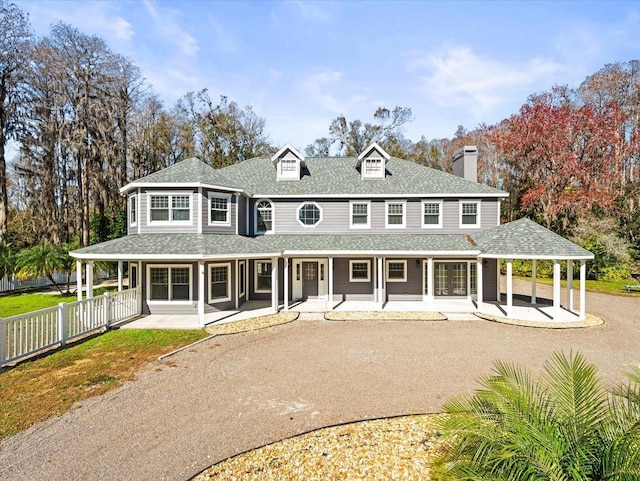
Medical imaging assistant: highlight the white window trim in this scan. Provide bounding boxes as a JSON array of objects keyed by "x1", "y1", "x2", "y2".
[
  {"x1": 208, "y1": 192, "x2": 232, "y2": 226},
  {"x1": 385, "y1": 200, "x2": 406, "y2": 229},
  {"x1": 385, "y1": 260, "x2": 407, "y2": 282},
  {"x1": 296, "y1": 201, "x2": 323, "y2": 228},
  {"x1": 254, "y1": 260, "x2": 272, "y2": 293},
  {"x1": 254, "y1": 198, "x2": 274, "y2": 235},
  {"x1": 277, "y1": 158, "x2": 300, "y2": 180},
  {"x1": 238, "y1": 260, "x2": 246, "y2": 297},
  {"x1": 361, "y1": 157, "x2": 385, "y2": 179},
  {"x1": 129, "y1": 194, "x2": 137, "y2": 227},
  {"x1": 208, "y1": 262, "x2": 231, "y2": 303},
  {"x1": 421, "y1": 200, "x2": 443, "y2": 229},
  {"x1": 349, "y1": 260, "x2": 371, "y2": 282},
  {"x1": 147, "y1": 192, "x2": 193, "y2": 225},
  {"x1": 146, "y1": 264, "x2": 193, "y2": 304},
  {"x1": 459, "y1": 200, "x2": 481, "y2": 229},
  {"x1": 349, "y1": 201, "x2": 371, "y2": 229}
]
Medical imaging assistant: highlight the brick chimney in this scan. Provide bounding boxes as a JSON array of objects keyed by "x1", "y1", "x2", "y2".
[{"x1": 452, "y1": 146, "x2": 478, "y2": 183}]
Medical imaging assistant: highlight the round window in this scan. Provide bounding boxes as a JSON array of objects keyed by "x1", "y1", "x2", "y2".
[{"x1": 298, "y1": 203, "x2": 321, "y2": 226}]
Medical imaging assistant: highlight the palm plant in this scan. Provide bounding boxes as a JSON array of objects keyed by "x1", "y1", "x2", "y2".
[
  {"x1": 432, "y1": 351, "x2": 640, "y2": 480},
  {"x1": 16, "y1": 243, "x2": 67, "y2": 295}
]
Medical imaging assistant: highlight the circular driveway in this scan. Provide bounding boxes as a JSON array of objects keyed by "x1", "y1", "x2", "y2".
[{"x1": 1, "y1": 281, "x2": 639, "y2": 480}]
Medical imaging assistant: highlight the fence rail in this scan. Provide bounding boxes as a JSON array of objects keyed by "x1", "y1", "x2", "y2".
[
  {"x1": 0, "y1": 287, "x2": 141, "y2": 367},
  {"x1": 0, "y1": 269, "x2": 112, "y2": 293}
]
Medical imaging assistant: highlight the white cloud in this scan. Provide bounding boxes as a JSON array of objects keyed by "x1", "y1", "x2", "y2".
[
  {"x1": 293, "y1": 0, "x2": 333, "y2": 23},
  {"x1": 408, "y1": 45, "x2": 560, "y2": 117},
  {"x1": 142, "y1": 0, "x2": 199, "y2": 57},
  {"x1": 300, "y1": 69, "x2": 345, "y2": 113}
]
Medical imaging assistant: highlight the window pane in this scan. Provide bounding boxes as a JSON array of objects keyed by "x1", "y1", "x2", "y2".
[
  {"x1": 257, "y1": 262, "x2": 272, "y2": 291},
  {"x1": 352, "y1": 203, "x2": 368, "y2": 225},
  {"x1": 299, "y1": 203, "x2": 321, "y2": 225},
  {"x1": 150, "y1": 268, "x2": 168, "y2": 300},
  {"x1": 351, "y1": 262, "x2": 369, "y2": 279},
  {"x1": 423, "y1": 203, "x2": 440, "y2": 225},
  {"x1": 172, "y1": 285, "x2": 190, "y2": 300},
  {"x1": 388, "y1": 262, "x2": 405, "y2": 279},
  {"x1": 210, "y1": 265, "x2": 228, "y2": 299},
  {"x1": 150, "y1": 196, "x2": 169, "y2": 221},
  {"x1": 257, "y1": 201, "x2": 272, "y2": 232},
  {"x1": 388, "y1": 203, "x2": 404, "y2": 225}
]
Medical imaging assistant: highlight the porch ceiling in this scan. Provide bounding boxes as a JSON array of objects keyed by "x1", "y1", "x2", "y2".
[{"x1": 473, "y1": 218, "x2": 593, "y2": 260}]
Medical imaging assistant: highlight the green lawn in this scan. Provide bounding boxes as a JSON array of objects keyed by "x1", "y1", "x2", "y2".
[
  {"x1": 0, "y1": 286, "x2": 118, "y2": 318},
  {"x1": 0, "y1": 328, "x2": 207, "y2": 439},
  {"x1": 515, "y1": 276, "x2": 638, "y2": 296}
]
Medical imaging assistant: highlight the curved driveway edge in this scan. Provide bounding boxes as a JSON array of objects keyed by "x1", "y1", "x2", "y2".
[{"x1": 1, "y1": 281, "x2": 639, "y2": 480}]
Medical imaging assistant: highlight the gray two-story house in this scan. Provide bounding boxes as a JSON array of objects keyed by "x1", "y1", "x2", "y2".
[{"x1": 71, "y1": 143, "x2": 593, "y2": 324}]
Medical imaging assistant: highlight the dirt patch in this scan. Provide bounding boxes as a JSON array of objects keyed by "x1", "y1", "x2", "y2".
[{"x1": 205, "y1": 312, "x2": 299, "y2": 336}]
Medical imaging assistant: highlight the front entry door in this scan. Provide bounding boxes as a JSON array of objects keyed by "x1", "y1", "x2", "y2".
[
  {"x1": 302, "y1": 262, "x2": 318, "y2": 298},
  {"x1": 434, "y1": 262, "x2": 467, "y2": 297}
]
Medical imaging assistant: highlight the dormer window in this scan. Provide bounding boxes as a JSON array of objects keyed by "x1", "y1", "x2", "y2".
[
  {"x1": 272, "y1": 144, "x2": 305, "y2": 181},
  {"x1": 356, "y1": 142, "x2": 390, "y2": 180}
]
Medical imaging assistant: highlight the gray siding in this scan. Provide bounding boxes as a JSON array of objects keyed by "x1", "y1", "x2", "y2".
[
  {"x1": 237, "y1": 195, "x2": 247, "y2": 235},
  {"x1": 138, "y1": 188, "x2": 198, "y2": 234},
  {"x1": 482, "y1": 258, "x2": 498, "y2": 301},
  {"x1": 333, "y1": 258, "x2": 374, "y2": 301},
  {"x1": 202, "y1": 190, "x2": 237, "y2": 235},
  {"x1": 267, "y1": 198, "x2": 500, "y2": 235}
]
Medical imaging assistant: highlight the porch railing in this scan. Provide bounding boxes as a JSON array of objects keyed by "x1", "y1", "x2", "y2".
[{"x1": 0, "y1": 287, "x2": 141, "y2": 367}]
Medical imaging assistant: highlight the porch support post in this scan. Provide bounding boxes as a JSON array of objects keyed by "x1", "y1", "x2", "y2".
[
  {"x1": 531, "y1": 259, "x2": 537, "y2": 304},
  {"x1": 567, "y1": 259, "x2": 574, "y2": 312},
  {"x1": 373, "y1": 257, "x2": 377, "y2": 302},
  {"x1": 377, "y1": 256, "x2": 384, "y2": 307},
  {"x1": 328, "y1": 257, "x2": 334, "y2": 309},
  {"x1": 198, "y1": 261, "x2": 205, "y2": 325},
  {"x1": 476, "y1": 258, "x2": 483, "y2": 311},
  {"x1": 235, "y1": 259, "x2": 239, "y2": 309},
  {"x1": 76, "y1": 260, "x2": 83, "y2": 301},
  {"x1": 579, "y1": 260, "x2": 586, "y2": 321},
  {"x1": 117, "y1": 261, "x2": 123, "y2": 292},
  {"x1": 427, "y1": 257, "x2": 434, "y2": 302},
  {"x1": 246, "y1": 260, "x2": 250, "y2": 301},
  {"x1": 86, "y1": 261, "x2": 94, "y2": 299},
  {"x1": 506, "y1": 259, "x2": 512, "y2": 317},
  {"x1": 271, "y1": 257, "x2": 278, "y2": 312},
  {"x1": 553, "y1": 259, "x2": 561, "y2": 320},
  {"x1": 283, "y1": 258, "x2": 289, "y2": 311}
]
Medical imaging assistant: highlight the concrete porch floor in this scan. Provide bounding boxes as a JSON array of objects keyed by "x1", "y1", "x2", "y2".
[{"x1": 120, "y1": 293, "x2": 582, "y2": 330}]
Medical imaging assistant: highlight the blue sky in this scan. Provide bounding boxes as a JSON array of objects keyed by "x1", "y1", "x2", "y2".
[{"x1": 16, "y1": 0, "x2": 640, "y2": 151}]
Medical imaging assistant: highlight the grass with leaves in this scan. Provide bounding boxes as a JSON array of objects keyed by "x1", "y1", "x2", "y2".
[{"x1": 0, "y1": 328, "x2": 207, "y2": 439}]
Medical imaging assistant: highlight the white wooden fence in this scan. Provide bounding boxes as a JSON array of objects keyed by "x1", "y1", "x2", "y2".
[
  {"x1": 0, "y1": 269, "x2": 112, "y2": 293},
  {"x1": 0, "y1": 287, "x2": 141, "y2": 367}
]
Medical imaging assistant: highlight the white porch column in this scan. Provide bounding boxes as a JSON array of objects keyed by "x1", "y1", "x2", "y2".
[
  {"x1": 117, "y1": 261, "x2": 123, "y2": 292},
  {"x1": 567, "y1": 259, "x2": 574, "y2": 312},
  {"x1": 284, "y1": 258, "x2": 289, "y2": 311},
  {"x1": 553, "y1": 259, "x2": 561, "y2": 320},
  {"x1": 531, "y1": 259, "x2": 537, "y2": 304},
  {"x1": 198, "y1": 261, "x2": 205, "y2": 325},
  {"x1": 476, "y1": 258, "x2": 483, "y2": 311},
  {"x1": 377, "y1": 256, "x2": 384, "y2": 306},
  {"x1": 76, "y1": 260, "x2": 83, "y2": 301},
  {"x1": 579, "y1": 260, "x2": 586, "y2": 321},
  {"x1": 86, "y1": 261, "x2": 94, "y2": 299},
  {"x1": 271, "y1": 257, "x2": 278, "y2": 312},
  {"x1": 235, "y1": 259, "x2": 239, "y2": 309},
  {"x1": 427, "y1": 257, "x2": 434, "y2": 302},
  {"x1": 328, "y1": 257, "x2": 334, "y2": 309},
  {"x1": 506, "y1": 259, "x2": 512, "y2": 317}
]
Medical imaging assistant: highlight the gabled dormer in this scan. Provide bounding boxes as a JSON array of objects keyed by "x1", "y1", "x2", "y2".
[
  {"x1": 272, "y1": 144, "x2": 305, "y2": 181},
  {"x1": 356, "y1": 142, "x2": 390, "y2": 180}
]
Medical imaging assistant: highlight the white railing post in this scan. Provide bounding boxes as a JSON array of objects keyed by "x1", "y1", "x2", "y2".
[
  {"x1": 0, "y1": 318, "x2": 6, "y2": 366},
  {"x1": 103, "y1": 293, "x2": 110, "y2": 330},
  {"x1": 58, "y1": 302, "x2": 68, "y2": 346},
  {"x1": 137, "y1": 286, "x2": 142, "y2": 315}
]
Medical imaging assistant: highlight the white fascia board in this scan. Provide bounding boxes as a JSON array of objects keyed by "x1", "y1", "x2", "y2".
[
  {"x1": 70, "y1": 251, "x2": 283, "y2": 261},
  {"x1": 271, "y1": 144, "x2": 305, "y2": 163},
  {"x1": 251, "y1": 192, "x2": 509, "y2": 199},
  {"x1": 357, "y1": 142, "x2": 391, "y2": 161},
  {"x1": 282, "y1": 249, "x2": 482, "y2": 257},
  {"x1": 120, "y1": 182, "x2": 246, "y2": 195},
  {"x1": 478, "y1": 253, "x2": 594, "y2": 260}
]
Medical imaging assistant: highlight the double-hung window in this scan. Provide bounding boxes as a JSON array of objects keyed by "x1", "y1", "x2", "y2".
[
  {"x1": 385, "y1": 201, "x2": 406, "y2": 228},
  {"x1": 209, "y1": 263, "x2": 231, "y2": 303},
  {"x1": 349, "y1": 260, "x2": 370, "y2": 282},
  {"x1": 422, "y1": 201, "x2": 442, "y2": 228},
  {"x1": 460, "y1": 201, "x2": 480, "y2": 228},
  {"x1": 209, "y1": 195, "x2": 230, "y2": 225},
  {"x1": 386, "y1": 260, "x2": 407, "y2": 282},
  {"x1": 255, "y1": 261, "x2": 272, "y2": 292},
  {"x1": 148, "y1": 265, "x2": 191, "y2": 302},
  {"x1": 350, "y1": 201, "x2": 370, "y2": 228},
  {"x1": 149, "y1": 193, "x2": 191, "y2": 223},
  {"x1": 256, "y1": 199, "x2": 273, "y2": 234},
  {"x1": 129, "y1": 195, "x2": 137, "y2": 226}
]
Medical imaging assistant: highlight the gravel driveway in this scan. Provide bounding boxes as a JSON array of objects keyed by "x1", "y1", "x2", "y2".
[{"x1": 1, "y1": 280, "x2": 639, "y2": 480}]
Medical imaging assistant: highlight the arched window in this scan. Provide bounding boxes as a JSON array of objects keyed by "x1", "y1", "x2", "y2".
[{"x1": 256, "y1": 199, "x2": 273, "y2": 233}]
